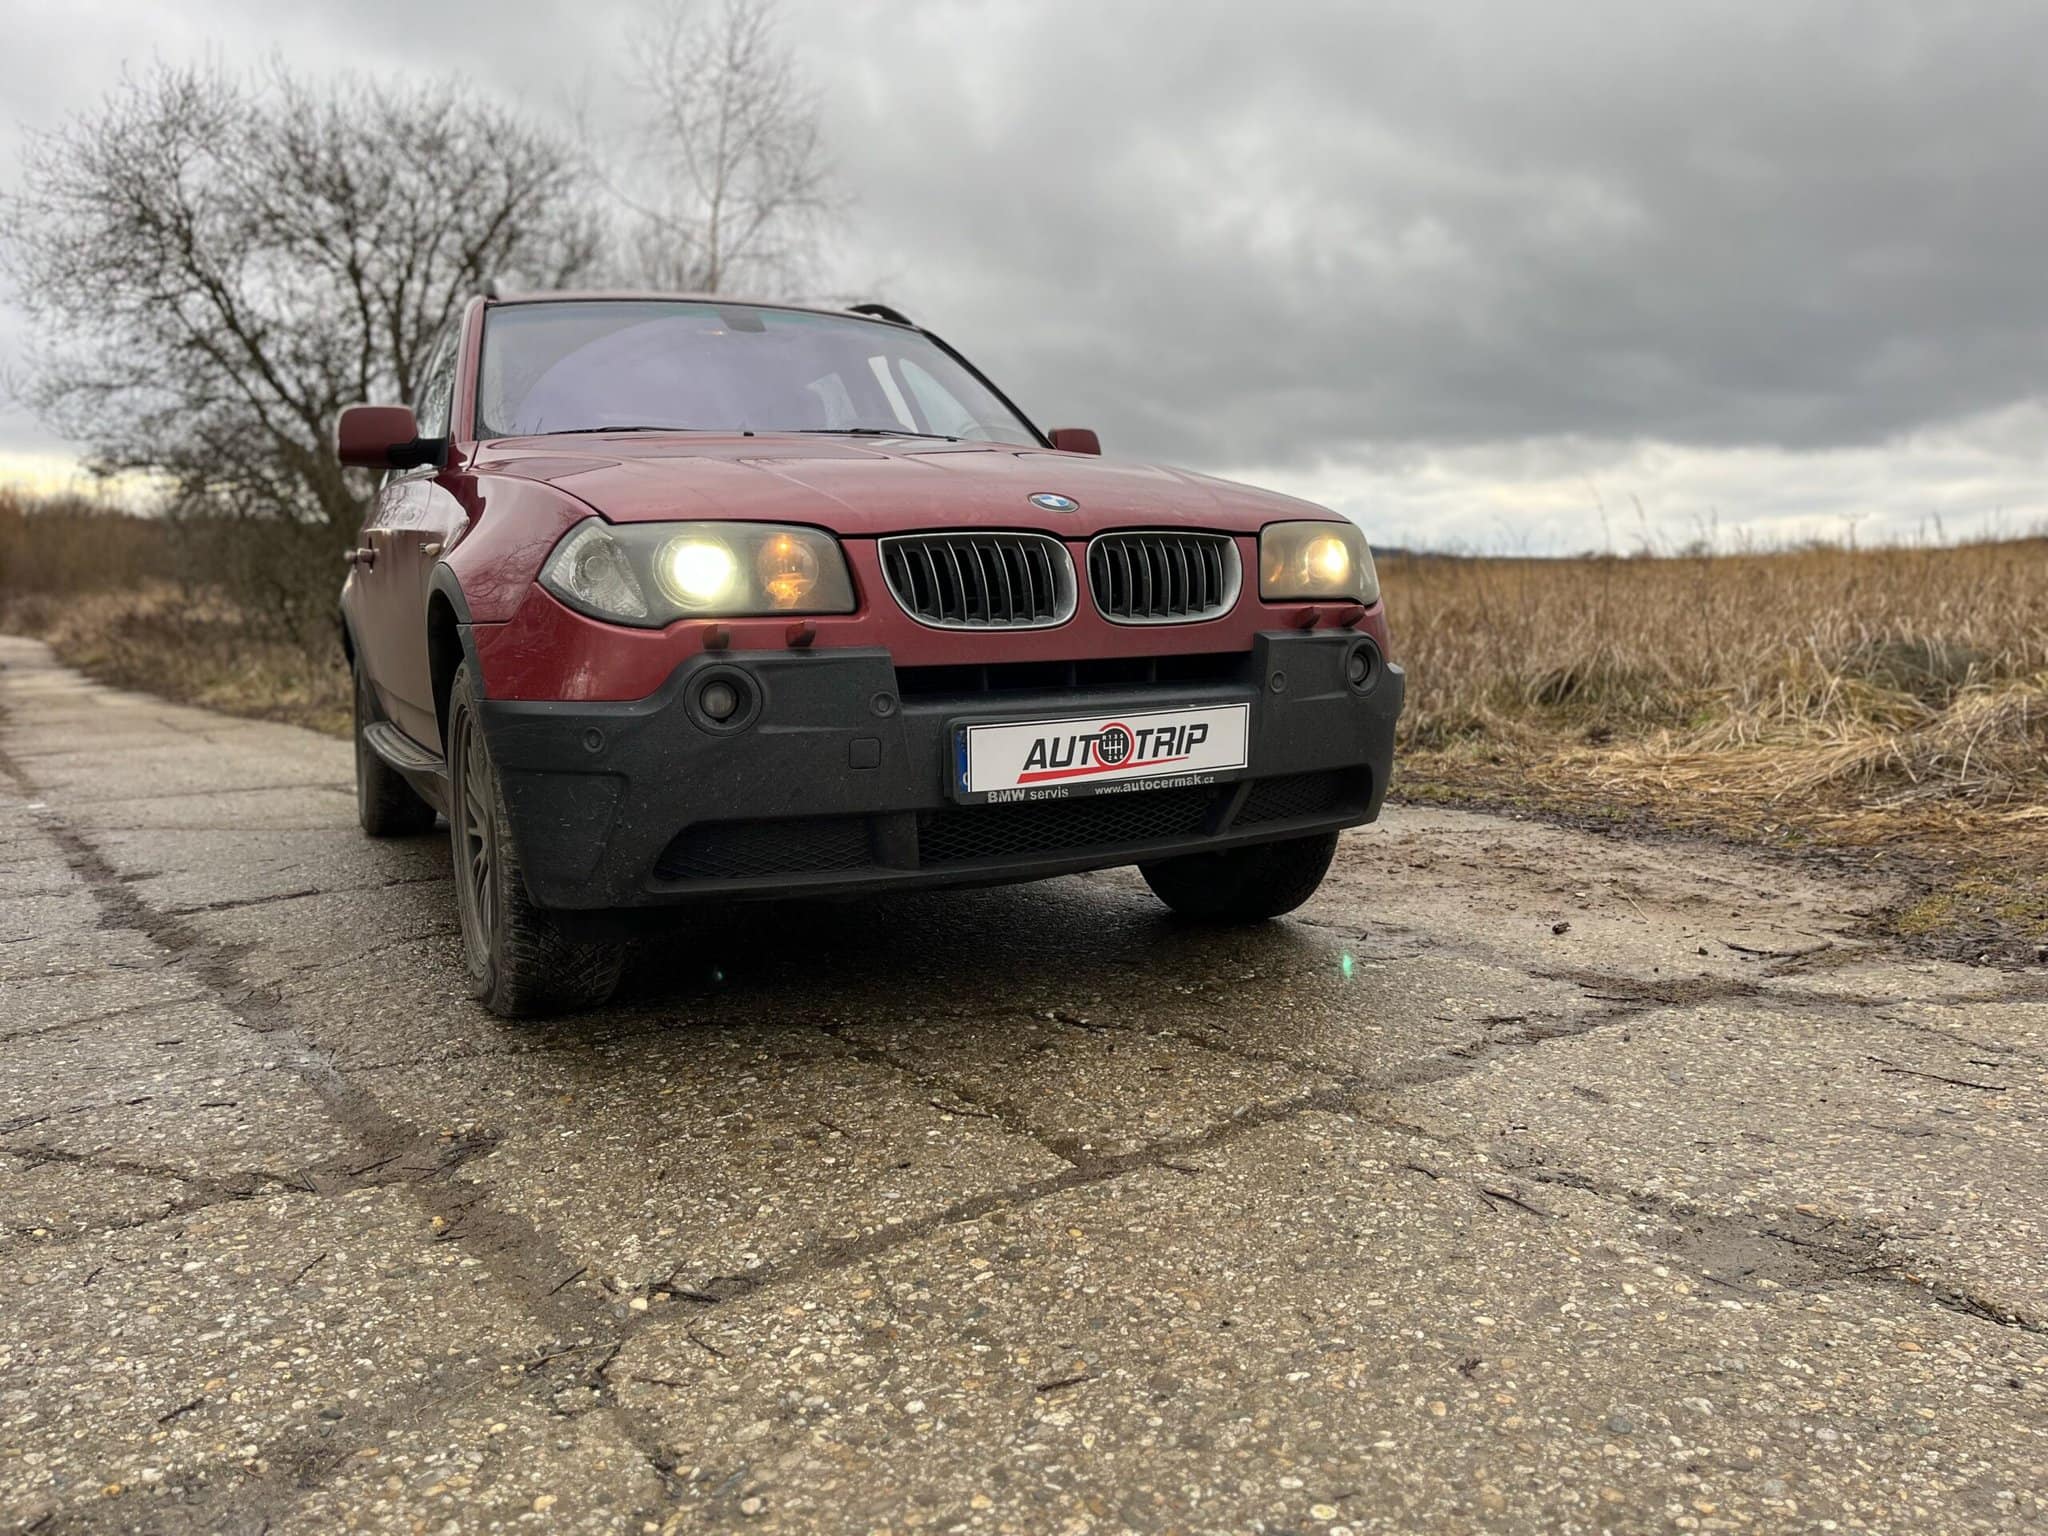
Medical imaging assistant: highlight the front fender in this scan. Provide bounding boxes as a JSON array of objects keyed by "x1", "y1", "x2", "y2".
[{"x1": 440, "y1": 472, "x2": 597, "y2": 623}]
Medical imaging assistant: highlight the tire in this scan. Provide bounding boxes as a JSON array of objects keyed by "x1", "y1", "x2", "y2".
[
  {"x1": 445, "y1": 662, "x2": 625, "y2": 1017},
  {"x1": 354, "y1": 661, "x2": 436, "y2": 838},
  {"x1": 1139, "y1": 831, "x2": 1341, "y2": 923}
]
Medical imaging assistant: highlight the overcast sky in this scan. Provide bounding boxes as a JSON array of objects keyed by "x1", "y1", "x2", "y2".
[{"x1": 4, "y1": 0, "x2": 2045, "y2": 551}]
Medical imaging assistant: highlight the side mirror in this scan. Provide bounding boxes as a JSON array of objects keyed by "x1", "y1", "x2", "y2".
[
  {"x1": 1048, "y1": 427, "x2": 1102, "y2": 456},
  {"x1": 337, "y1": 404, "x2": 444, "y2": 469}
]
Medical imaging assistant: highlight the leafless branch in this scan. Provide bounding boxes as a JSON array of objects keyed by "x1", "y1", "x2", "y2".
[
  {"x1": 1, "y1": 62, "x2": 601, "y2": 536},
  {"x1": 605, "y1": 0, "x2": 837, "y2": 295}
]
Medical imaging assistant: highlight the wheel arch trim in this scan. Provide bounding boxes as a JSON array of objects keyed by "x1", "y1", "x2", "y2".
[{"x1": 427, "y1": 565, "x2": 486, "y2": 750}]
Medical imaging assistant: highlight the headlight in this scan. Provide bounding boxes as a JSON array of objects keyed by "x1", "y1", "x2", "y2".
[
  {"x1": 541, "y1": 519, "x2": 855, "y2": 626},
  {"x1": 656, "y1": 536, "x2": 741, "y2": 609},
  {"x1": 1259, "y1": 521, "x2": 1379, "y2": 605}
]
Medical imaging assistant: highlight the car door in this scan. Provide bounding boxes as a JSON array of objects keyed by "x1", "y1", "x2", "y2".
[
  {"x1": 373, "y1": 330, "x2": 468, "y2": 751},
  {"x1": 348, "y1": 471, "x2": 407, "y2": 724}
]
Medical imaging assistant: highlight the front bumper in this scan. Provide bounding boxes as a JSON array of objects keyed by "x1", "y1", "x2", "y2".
[{"x1": 478, "y1": 630, "x2": 1404, "y2": 910}]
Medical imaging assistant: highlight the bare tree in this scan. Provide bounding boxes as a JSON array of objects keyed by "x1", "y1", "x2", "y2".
[
  {"x1": 2, "y1": 64, "x2": 601, "y2": 541},
  {"x1": 610, "y1": 0, "x2": 835, "y2": 294}
]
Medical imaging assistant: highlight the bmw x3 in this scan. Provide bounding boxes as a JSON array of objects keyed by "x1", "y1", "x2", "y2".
[{"x1": 337, "y1": 295, "x2": 1405, "y2": 1014}]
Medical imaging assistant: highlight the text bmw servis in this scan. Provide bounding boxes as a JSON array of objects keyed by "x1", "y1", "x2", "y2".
[{"x1": 336, "y1": 292, "x2": 1405, "y2": 1015}]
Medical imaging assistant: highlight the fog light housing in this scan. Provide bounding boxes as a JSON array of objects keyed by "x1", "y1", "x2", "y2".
[
  {"x1": 699, "y1": 679, "x2": 740, "y2": 720},
  {"x1": 1346, "y1": 641, "x2": 1381, "y2": 692},
  {"x1": 689, "y1": 668, "x2": 758, "y2": 732}
]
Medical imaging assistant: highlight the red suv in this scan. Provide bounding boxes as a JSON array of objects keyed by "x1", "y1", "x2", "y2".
[{"x1": 338, "y1": 295, "x2": 1403, "y2": 1015}]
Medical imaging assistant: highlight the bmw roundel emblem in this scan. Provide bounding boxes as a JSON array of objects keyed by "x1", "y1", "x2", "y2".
[{"x1": 1029, "y1": 492, "x2": 1078, "y2": 512}]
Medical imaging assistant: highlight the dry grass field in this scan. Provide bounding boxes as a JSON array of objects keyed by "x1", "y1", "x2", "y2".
[
  {"x1": 0, "y1": 491, "x2": 350, "y2": 734},
  {"x1": 1387, "y1": 541, "x2": 2048, "y2": 832},
  {"x1": 1384, "y1": 540, "x2": 2048, "y2": 952},
  {"x1": 5, "y1": 491, "x2": 2044, "y2": 951}
]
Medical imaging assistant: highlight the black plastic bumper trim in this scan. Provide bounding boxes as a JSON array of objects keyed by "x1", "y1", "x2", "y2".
[{"x1": 478, "y1": 631, "x2": 1403, "y2": 910}]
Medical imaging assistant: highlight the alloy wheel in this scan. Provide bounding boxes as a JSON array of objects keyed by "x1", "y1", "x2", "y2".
[{"x1": 453, "y1": 704, "x2": 497, "y2": 973}]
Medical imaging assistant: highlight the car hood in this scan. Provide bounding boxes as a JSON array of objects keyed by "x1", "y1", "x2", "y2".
[{"x1": 466, "y1": 434, "x2": 1336, "y2": 537}]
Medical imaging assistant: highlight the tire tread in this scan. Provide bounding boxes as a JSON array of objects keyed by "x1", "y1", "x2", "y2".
[{"x1": 449, "y1": 663, "x2": 625, "y2": 1017}]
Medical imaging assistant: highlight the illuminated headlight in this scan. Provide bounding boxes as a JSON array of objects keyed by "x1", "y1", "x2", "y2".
[
  {"x1": 657, "y1": 536, "x2": 741, "y2": 608},
  {"x1": 541, "y1": 520, "x2": 855, "y2": 626},
  {"x1": 1259, "y1": 521, "x2": 1379, "y2": 605}
]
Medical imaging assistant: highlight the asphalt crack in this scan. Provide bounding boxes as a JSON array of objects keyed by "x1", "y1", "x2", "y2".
[
  {"x1": 1509, "y1": 1160, "x2": 2048, "y2": 1337},
  {"x1": 817, "y1": 1020, "x2": 1091, "y2": 1167},
  {"x1": 7, "y1": 668, "x2": 2042, "y2": 1533},
  {"x1": 0, "y1": 740, "x2": 693, "y2": 1525},
  {"x1": 0, "y1": 991, "x2": 212, "y2": 1045}
]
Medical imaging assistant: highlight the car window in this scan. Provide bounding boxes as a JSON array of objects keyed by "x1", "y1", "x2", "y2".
[
  {"x1": 413, "y1": 330, "x2": 459, "y2": 439},
  {"x1": 806, "y1": 370, "x2": 862, "y2": 430},
  {"x1": 899, "y1": 358, "x2": 993, "y2": 441},
  {"x1": 475, "y1": 301, "x2": 1038, "y2": 444},
  {"x1": 865, "y1": 357, "x2": 919, "y2": 431}
]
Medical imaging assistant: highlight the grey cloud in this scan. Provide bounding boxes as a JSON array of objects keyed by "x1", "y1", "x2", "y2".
[
  {"x1": 3, "y1": 0, "x2": 2046, "y2": 528},
  {"x1": 802, "y1": 1, "x2": 2048, "y2": 470}
]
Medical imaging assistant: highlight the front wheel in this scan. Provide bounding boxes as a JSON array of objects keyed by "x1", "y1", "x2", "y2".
[
  {"x1": 1140, "y1": 832, "x2": 1340, "y2": 923},
  {"x1": 446, "y1": 663, "x2": 626, "y2": 1017}
]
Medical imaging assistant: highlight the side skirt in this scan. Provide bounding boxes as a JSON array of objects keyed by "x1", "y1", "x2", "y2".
[{"x1": 363, "y1": 721, "x2": 454, "y2": 818}]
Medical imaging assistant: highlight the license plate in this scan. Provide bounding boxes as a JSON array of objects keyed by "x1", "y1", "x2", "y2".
[{"x1": 952, "y1": 703, "x2": 1250, "y2": 802}]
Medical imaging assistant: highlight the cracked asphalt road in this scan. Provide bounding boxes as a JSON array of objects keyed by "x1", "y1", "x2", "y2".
[{"x1": 0, "y1": 632, "x2": 2042, "y2": 1535}]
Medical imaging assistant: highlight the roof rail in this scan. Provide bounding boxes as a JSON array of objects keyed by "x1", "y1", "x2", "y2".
[{"x1": 847, "y1": 301, "x2": 915, "y2": 327}]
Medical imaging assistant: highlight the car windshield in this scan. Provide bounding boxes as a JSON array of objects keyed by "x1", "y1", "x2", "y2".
[{"x1": 475, "y1": 300, "x2": 1040, "y2": 445}]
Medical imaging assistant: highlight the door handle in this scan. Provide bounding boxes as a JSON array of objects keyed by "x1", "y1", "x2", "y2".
[{"x1": 346, "y1": 546, "x2": 377, "y2": 569}]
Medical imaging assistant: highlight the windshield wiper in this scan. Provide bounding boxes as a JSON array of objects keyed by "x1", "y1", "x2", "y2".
[
  {"x1": 541, "y1": 425, "x2": 694, "y2": 436},
  {"x1": 796, "y1": 428, "x2": 959, "y2": 441},
  {"x1": 535, "y1": 425, "x2": 955, "y2": 441}
]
